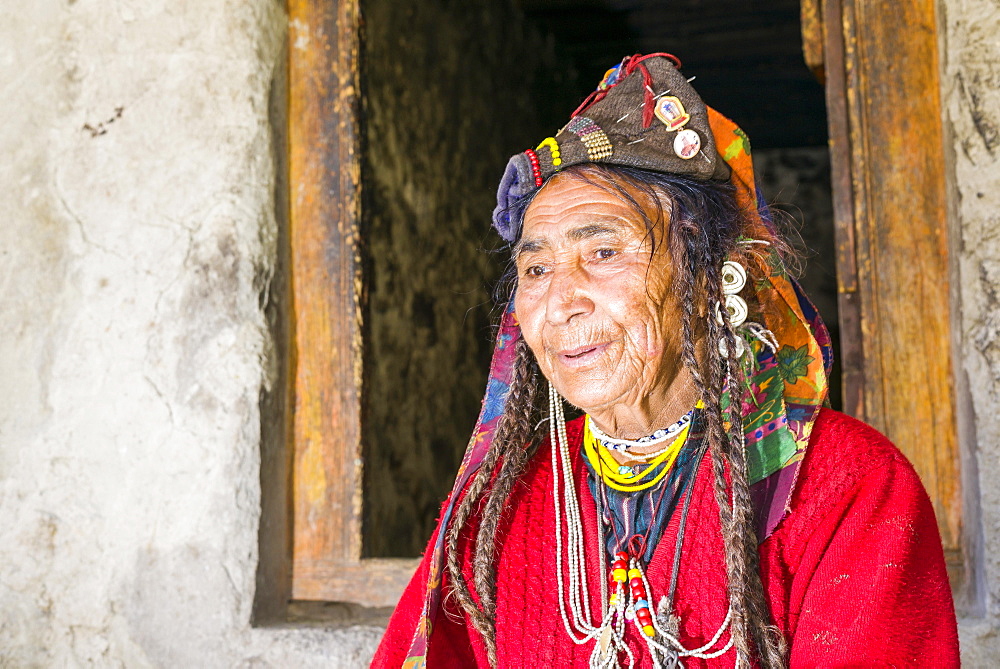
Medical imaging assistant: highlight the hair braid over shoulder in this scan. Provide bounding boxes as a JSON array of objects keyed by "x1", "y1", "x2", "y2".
[{"x1": 444, "y1": 337, "x2": 542, "y2": 666}]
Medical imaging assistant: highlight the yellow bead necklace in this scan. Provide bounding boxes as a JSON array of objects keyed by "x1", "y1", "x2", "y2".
[{"x1": 583, "y1": 403, "x2": 702, "y2": 493}]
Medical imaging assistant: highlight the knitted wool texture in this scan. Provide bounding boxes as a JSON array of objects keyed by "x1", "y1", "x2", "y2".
[{"x1": 373, "y1": 409, "x2": 960, "y2": 668}]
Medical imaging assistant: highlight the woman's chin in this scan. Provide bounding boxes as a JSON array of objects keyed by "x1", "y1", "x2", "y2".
[{"x1": 551, "y1": 379, "x2": 622, "y2": 414}]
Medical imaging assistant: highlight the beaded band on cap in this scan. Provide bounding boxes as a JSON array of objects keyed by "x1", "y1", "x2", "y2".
[
  {"x1": 567, "y1": 117, "x2": 613, "y2": 161},
  {"x1": 524, "y1": 149, "x2": 543, "y2": 187}
]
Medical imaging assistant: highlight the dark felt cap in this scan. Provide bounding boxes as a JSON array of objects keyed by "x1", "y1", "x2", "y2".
[{"x1": 493, "y1": 54, "x2": 730, "y2": 242}]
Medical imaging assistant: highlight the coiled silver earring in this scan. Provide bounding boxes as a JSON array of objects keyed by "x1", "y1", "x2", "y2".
[{"x1": 717, "y1": 260, "x2": 748, "y2": 357}]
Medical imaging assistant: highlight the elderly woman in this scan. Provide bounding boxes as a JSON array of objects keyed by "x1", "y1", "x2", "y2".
[{"x1": 374, "y1": 54, "x2": 959, "y2": 668}]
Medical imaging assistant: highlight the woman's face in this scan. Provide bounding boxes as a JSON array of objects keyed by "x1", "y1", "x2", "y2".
[{"x1": 514, "y1": 173, "x2": 688, "y2": 419}]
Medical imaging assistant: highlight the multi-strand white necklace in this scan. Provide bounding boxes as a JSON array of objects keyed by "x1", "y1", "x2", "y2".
[
  {"x1": 549, "y1": 383, "x2": 734, "y2": 668},
  {"x1": 588, "y1": 410, "x2": 695, "y2": 454}
]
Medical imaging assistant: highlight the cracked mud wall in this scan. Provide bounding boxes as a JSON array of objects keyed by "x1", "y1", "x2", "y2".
[
  {"x1": 943, "y1": 0, "x2": 1000, "y2": 664},
  {"x1": 0, "y1": 0, "x2": 380, "y2": 665}
]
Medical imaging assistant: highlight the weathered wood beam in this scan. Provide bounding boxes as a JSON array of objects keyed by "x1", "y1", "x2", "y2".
[
  {"x1": 824, "y1": 0, "x2": 964, "y2": 591},
  {"x1": 287, "y1": 0, "x2": 413, "y2": 608}
]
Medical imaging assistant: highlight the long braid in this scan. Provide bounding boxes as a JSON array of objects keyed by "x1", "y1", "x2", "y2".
[
  {"x1": 445, "y1": 336, "x2": 541, "y2": 665},
  {"x1": 444, "y1": 439, "x2": 503, "y2": 649},
  {"x1": 443, "y1": 340, "x2": 530, "y2": 651},
  {"x1": 705, "y1": 267, "x2": 760, "y2": 666},
  {"x1": 719, "y1": 295, "x2": 788, "y2": 667},
  {"x1": 677, "y1": 199, "x2": 786, "y2": 667},
  {"x1": 473, "y1": 339, "x2": 540, "y2": 644},
  {"x1": 681, "y1": 238, "x2": 757, "y2": 666}
]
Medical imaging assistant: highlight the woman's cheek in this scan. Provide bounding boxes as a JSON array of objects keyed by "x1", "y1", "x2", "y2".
[
  {"x1": 514, "y1": 293, "x2": 544, "y2": 355},
  {"x1": 645, "y1": 313, "x2": 667, "y2": 359}
]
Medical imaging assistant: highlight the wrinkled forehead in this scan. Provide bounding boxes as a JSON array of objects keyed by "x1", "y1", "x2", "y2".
[{"x1": 520, "y1": 170, "x2": 673, "y2": 247}]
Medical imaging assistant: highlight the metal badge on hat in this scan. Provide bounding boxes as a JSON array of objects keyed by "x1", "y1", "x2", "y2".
[
  {"x1": 674, "y1": 129, "x2": 702, "y2": 159},
  {"x1": 654, "y1": 95, "x2": 691, "y2": 131}
]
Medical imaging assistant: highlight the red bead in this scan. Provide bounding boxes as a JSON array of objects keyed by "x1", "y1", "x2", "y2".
[
  {"x1": 615, "y1": 552, "x2": 629, "y2": 561},
  {"x1": 629, "y1": 577, "x2": 643, "y2": 588},
  {"x1": 636, "y1": 609, "x2": 653, "y2": 623},
  {"x1": 524, "y1": 149, "x2": 543, "y2": 187},
  {"x1": 612, "y1": 560, "x2": 627, "y2": 571}
]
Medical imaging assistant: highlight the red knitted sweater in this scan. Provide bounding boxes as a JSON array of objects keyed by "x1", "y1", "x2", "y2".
[{"x1": 373, "y1": 409, "x2": 959, "y2": 667}]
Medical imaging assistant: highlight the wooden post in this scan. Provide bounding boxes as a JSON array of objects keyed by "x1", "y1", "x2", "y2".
[
  {"x1": 818, "y1": 0, "x2": 964, "y2": 589},
  {"x1": 288, "y1": 0, "x2": 418, "y2": 607}
]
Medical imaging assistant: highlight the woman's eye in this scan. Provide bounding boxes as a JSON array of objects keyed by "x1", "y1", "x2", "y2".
[
  {"x1": 525, "y1": 265, "x2": 547, "y2": 277},
  {"x1": 596, "y1": 248, "x2": 617, "y2": 259}
]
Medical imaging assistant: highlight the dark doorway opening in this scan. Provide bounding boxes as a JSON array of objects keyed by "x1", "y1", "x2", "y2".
[{"x1": 362, "y1": 0, "x2": 840, "y2": 558}]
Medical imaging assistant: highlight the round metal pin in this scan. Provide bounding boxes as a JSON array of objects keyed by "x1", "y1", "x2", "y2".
[{"x1": 673, "y1": 128, "x2": 701, "y2": 159}]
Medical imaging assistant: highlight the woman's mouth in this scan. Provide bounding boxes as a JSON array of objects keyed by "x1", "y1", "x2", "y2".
[{"x1": 555, "y1": 343, "x2": 610, "y2": 367}]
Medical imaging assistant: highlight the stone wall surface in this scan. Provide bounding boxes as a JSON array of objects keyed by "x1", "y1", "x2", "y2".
[
  {"x1": 0, "y1": 0, "x2": 381, "y2": 666},
  {"x1": 943, "y1": 0, "x2": 1000, "y2": 665}
]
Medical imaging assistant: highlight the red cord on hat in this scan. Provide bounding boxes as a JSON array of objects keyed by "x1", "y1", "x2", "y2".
[
  {"x1": 571, "y1": 89, "x2": 606, "y2": 119},
  {"x1": 571, "y1": 53, "x2": 683, "y2": 125},
  {"x1": 624, "y1": 53, "x2": 682, "y2": 128},
  {"x1": 628, "y1": 52, "x2": 682, "y2": 70}
]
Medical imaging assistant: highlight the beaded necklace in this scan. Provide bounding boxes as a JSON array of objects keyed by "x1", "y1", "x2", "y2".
[
  {"x1": 583, "y1": 416, "x2": 691, "y2": 492},
  {"x1": 588, "y1": 420, "x2": 701, "y2": 565},
  {"x1": 550, "y1": 383, "x2": 734, "y2": 668},
  {"x1": 589, "y1": 409, "x2": 695, "y2": 453}
]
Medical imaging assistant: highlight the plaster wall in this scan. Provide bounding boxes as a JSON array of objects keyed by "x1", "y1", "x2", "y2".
[
  {"x1": 0, "y1": 0, "x2": 381, "y2": 665},
  {"x1": 942, "y1": 0, "x2": 1000, "y2": 664}
]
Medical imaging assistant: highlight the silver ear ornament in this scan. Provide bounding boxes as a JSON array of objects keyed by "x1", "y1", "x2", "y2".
[
  {"x1": 721, "y1": 260, "x2": 747, "y2": 295},
  {"x1": 715, "y1": 294, "x2": 749, "y2": 328},
  {"x1": 724, "y1": 294, "x2": 748, "y2": 327},
  {"x1": 718, "y1": 334, "x2": 746, "y2": 359},
  {"x1": 716, "y1": 260, "x2": 749, "y2": 358}
]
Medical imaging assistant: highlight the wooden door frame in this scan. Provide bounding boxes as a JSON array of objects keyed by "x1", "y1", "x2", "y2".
[
  {"x1": 804, "y1": 0, "x2": 967, "y2": 599},
  {"x1": 286, "y1": 0, "x2": 419, "y2": 608}
]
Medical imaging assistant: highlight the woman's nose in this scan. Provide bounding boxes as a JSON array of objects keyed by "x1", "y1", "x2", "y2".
[{"x1": 545, "y1": 264, "x2": 594, "y2": 325}]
